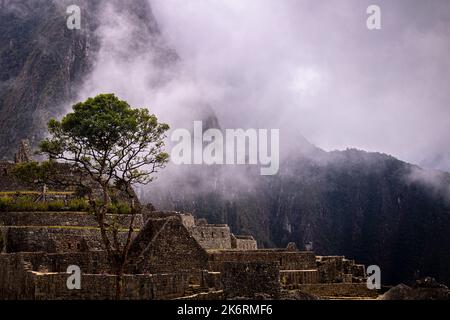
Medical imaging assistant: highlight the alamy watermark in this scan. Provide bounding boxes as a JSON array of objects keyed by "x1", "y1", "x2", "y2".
[
  {"x1": 66, "y1": 5, "x2": 81, "y2": 30},
  {"x1": 66, "y1": 4, "x2": 381, "y2": 31},
  {"x1": 170, "y1": 121, "x2": 280, "y2": 176},
  {"x1": 66, "y1": 265, "x2": 81, "y2": 290},
  {"x1": 367, "y1": 5, "x2": 382, "y2": 30},
  {"x1": 366, "y1": 265, "x2": 381, "y2": 290}
]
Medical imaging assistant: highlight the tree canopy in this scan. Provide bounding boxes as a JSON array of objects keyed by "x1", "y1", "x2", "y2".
[{"x1": 40, "y1": 93, "x2": 170, "y2": 189}]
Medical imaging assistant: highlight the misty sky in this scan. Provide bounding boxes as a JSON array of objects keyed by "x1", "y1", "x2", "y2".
[{"x1": 81, "y1": 0, "x2": 450, "y2": 171}]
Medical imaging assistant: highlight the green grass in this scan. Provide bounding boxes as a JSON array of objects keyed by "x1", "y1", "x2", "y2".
[
  {"x1": 0, "y1": 196, "x2": 49, "y2": 212},
  {"x1": 0, "y1": 194, "x2": 132, "y2": 214},
  {"x1": 68, "y1": 198, "x2": 89, "y2": 211},
  {"x1": 0, "y1": 191, "x2": 75, "y2": 196},
  {"x1": 6, "y1": 225, "x2": 140, "y2": 232}
]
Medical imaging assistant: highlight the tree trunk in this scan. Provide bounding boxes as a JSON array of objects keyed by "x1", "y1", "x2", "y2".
[
  {"x1": 114, "y1": 183, "x2": 137, "y2": 300},
  {"x1": 95, "y1": 184, "x2": 123, "y2": 299},
  {"x1": 115, "y1": 264, "x2": 125, "y2": 300},
  {"x1": 42, "y1": 183, "x2": 47, "y2": 202}
]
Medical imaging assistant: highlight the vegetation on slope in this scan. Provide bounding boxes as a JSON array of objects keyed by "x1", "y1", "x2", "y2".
[{"x1": 149, "y1": 146, "x2": 450, "y2": 287}]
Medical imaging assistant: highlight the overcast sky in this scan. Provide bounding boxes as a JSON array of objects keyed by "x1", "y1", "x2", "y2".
[
  {"x1": 148, "y1": 0, "x2": 450, "y2": 170},
  {"x1": 81, "y1": 0, "x2": 450, "y2": 171}
]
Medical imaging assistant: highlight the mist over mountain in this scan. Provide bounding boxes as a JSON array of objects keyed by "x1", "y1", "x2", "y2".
[
  {"x1": 0, "y1": 0, "x2": 449, "y2": 287},
  {"x1": 0, "y1": 0, "x2": 99, "y2": 159},
  {"x1": 144, "y1": 136, "x2": 450, "y2": 286}
]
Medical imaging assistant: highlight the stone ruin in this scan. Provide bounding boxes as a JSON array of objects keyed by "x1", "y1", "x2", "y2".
[
  {"x1": 0, "y1": 208, "x2": 378, "y2": 300},
  {"x1": 14, "y1": 139, "x2": 32, "y2": 164},
  {"x1": 0, "y1": 141, "x2": 378, "y2": 300}
]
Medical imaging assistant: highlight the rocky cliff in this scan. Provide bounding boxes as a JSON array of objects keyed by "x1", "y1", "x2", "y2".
[
  {"x1": 0, "y1": 0, "x2": 101, "y2": 158},
  {"x1": 147, "y1": 140, "x2": 450, "y2": 287},
  {"x1": 0, "y1": 0, "x2": 169, "y2": 158}
]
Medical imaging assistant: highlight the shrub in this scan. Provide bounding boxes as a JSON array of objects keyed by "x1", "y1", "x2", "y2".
[
  {"x1": 0, "y1": 197, "x2": 13, "y2": 211},
  {"x1": 0, "y1": 196, "x2": 48, "y2": 212},
  {"x1": 105, "y1": 202, "x2": 132, "y2": 214},
  {"x1": 68, "y1": 198, "x2": 89, "y2": 211},
  {"x1": 14, "y1": 196, "x2": 46, "y2": 212},
  {"x1": 116, "y1": 202, "x2": 132, "y2": 215},
  {"x1": 107, "y1": 203, "x2": 119, "y2": 214},
  {"x1": 47, "y1": 200, "x2": 65, "y2": 211},
  {"x1": 0, "y1": 196, "x2": 133, "y2": 214}
]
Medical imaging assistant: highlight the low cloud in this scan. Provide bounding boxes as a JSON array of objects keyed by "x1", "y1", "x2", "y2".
[
  {"x1": 150, "y1": 0, "x2": 450, "y2": 171},
  {"x1": 75, "y1": 0, "x2": 450, "y2": 174},
  {"x1": 406, "y1": 166, "x2": 450, "y2": 202}
]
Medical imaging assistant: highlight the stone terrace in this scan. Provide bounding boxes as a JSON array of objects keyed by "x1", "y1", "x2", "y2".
[{"x1": 0, "y1": 209, "x2": 378, "y2": 299}]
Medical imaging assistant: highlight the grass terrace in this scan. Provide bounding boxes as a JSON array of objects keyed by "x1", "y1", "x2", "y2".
[
  {"x1": 4, "y1": 225, "x2": 140, "y2": 232},
  {"x1": 0, "y1": 191, "x2": 75, "y2": 196},
  {"x1": 0, "y1": 194, "x2": 132, "y2": 214}
]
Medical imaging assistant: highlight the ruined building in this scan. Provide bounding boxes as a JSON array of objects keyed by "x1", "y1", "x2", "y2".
[
  {"x1": 14, "y1": 139, "x2": 32, "y2": 164},
  {"x1": 0, "y1": 208, "x2": 378, "y2": 300},
  {"x1": 0, "y1": 143, "x2": 378, "y2": 300}
]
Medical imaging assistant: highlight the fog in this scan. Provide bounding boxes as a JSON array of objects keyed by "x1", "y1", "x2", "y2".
[
  {"x1": 151, "y1": 0, "x2": 450, "y2": 171},
  {"x1": 79, "y1": 0, "x2": 450, "y2": 172}
]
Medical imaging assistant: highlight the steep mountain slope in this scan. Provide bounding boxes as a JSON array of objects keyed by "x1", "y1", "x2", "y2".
[
  {"x1": 1, "y1": 0, "x2": 449, "y2": 289},
  {"x1": 0, "y1": 0, "x2": 100, "y2": 159},
  {"x1": 147, "y1": 141, "x2": 450, "y2": 287},
  {"x1": 0, "y1": 0, "x2": 172, "y2": 159}
]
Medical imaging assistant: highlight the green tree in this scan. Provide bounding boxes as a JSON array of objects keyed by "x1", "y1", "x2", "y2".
[{"x1": 40, "y1": 93, "x2": 169, "y2": 298}]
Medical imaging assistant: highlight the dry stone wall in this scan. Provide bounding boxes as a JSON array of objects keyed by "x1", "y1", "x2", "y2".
[
  {"x1": 220, "y1": 262, "x2": 280, "y2": 299},
  {"x1": 317, "y1": 256, "x2": 366, "y2": 283},
  {"x1": 0, "y1": 207, "x2": 373, "y2": 300},
  {"x1": 231, "y1": 235, "x2": 257, "y2": 250},
  {"x1": 297, "y1": 283, "x2": 378, "y2": 298},
  {"x1": 0, "y1": 252, "x2": 189, "y2": 300},
  {"x1": 33, "y1": 273, "x2": 189, "y2": 300},
  {"x1": 0, "y1": 162, "x2": 33, "y2": 191},
  {"x1": 3, "y1": 227, "x2": 136, "y2": 253},
  {"x1": 280, "y1": 270, "x2": 319, "y2": 287},
  {"x1": 208, "y1": 250, "x2": 317, "y2": 271},
  {"x1": 128, "y1": 216, "x2": 209, "y2": 274},
  {"x1": 0, "y1": 212, "x2": 143, "y2": 229},
  {"x1": 189, "y1": 224, "x2": 232, "y2": 250}
]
